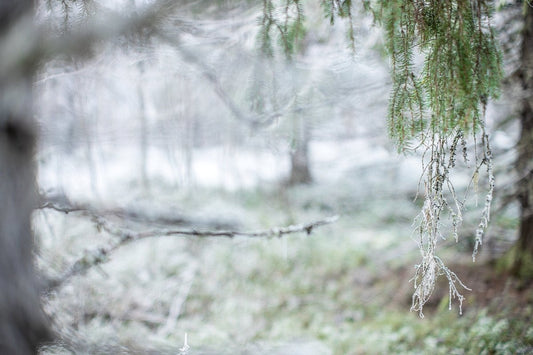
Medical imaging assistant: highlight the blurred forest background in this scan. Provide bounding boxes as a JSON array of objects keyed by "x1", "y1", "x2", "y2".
[{"x1": 21, "y1": 0, "x2": 533, "y2": 353}]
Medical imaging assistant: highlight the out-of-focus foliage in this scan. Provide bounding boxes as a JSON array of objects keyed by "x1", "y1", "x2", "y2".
[{"x1": 259, "y1": 0, "x2": 358, "y2": 58}]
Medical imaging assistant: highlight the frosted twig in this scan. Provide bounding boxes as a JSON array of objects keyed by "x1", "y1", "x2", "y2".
[{"x1": 45, "y1": 215, "x2": 338, "y2": 292}]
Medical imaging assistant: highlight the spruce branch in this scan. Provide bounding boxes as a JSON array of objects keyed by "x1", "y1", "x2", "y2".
[{"x1": 359, "y1": 0, "x2": 502, "y2": 316}]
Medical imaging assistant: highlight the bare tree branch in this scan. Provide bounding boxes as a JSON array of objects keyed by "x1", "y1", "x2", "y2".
[
  {"x1": 44, "y1": 215, "x2": 338, "y2": 292},
  {"x1": 158, "y1": 30, "x2": 281, "y2": 129},
  {"x1": 38, "y1": 193, "x2": 239, "y2": 229},
  {"x1": 156, "y1": 29, "x2": 391, "y2": 131}
]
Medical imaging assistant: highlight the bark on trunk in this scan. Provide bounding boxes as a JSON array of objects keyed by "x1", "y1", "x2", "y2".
[
  {"x1": 0, "y1": 0, "x2": 52, "y2": 352},
  {"x1": 513, "y1": 2, "x2": 533, "y2": 280}
]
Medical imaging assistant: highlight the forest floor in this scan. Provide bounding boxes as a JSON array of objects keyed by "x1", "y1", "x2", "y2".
[{"x1": 37, "y1": 182, "x2": 533, "y2": 355}]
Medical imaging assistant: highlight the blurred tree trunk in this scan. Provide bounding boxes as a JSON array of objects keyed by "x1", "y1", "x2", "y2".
[
  {"x1": 513, "y1": 2, "x2": 533, "y2": 281},
  {"x1": 288, "y1": 114, "x2": 312, "y2": 185},
  {"x1": 0, "y1": 0, "x2": 52, "y2": 353},
  {"x1": 183, "y1": 110, "x2": 195, "y2": 186},
  {"x1": 137, "y1": 59, "x2": 150, "y2": 193},
  {"x1": 75, "y1": 71, "x2": 100, "y2": 198}
]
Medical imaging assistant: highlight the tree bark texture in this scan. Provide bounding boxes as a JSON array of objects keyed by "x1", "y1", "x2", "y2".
[
  {"x1": 0, "y1": 0, "x2": 52, "y2": 353},
  {"x1": 514, "y1": 2, "x2": 533, "y2": 280}
]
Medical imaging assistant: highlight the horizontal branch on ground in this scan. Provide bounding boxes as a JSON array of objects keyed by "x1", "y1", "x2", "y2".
[{"x1": 44, "y1": 215, "x2": 338, "y2": 293}]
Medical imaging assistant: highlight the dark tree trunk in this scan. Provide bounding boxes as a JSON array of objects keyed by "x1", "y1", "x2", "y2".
[
  {"x1": 513, "y1": 3, "x2": 533, "y2": 280},
  {"x1": 289, "y1": 145, "x2": 312, "y2": 185},
  {"x1": 288, "y1": 115, "x2": 312, "y2": 185},
  {"x1": 0, "y1": 0, "x2": 52, "y2": 352}
]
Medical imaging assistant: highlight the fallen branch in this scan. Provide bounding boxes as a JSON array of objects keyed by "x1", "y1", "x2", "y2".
[
  {"x1": 157, "y1": 262, "x2": 198, "y2": 337},
  {"x1": 44, "y1": 215, "x2": 339, "y2": 292},
  {"x1": 99, "y1": 214, "x2": 339, "y2": 239}
]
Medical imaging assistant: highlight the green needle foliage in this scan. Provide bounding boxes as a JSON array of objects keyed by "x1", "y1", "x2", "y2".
[
  {"x1": 365, "y1": 0, "x2": 501, "y2": 317},
  {"x1": 259, "y1": 0, "x2": 306, "y2": 59},
  {"x1": 366, "y1": 0, "x2": 502, "y2": 147},
  {"x1": 260, "y1": 0, "x2": 502, "y2": 316}
]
